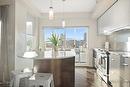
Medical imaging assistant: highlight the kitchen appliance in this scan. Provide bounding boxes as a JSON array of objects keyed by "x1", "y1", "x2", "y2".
[{"x1": 93, "y1": 48, "x2": 110, "y2": 83}]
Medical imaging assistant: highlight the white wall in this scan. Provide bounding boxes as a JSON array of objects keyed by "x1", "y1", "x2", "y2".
[
  {"x1": 39, "y1": 13, "x2": 106, "y2": 67},
  {"x1": 15, "y1": 0, "x2": 40, "y2": 71}
]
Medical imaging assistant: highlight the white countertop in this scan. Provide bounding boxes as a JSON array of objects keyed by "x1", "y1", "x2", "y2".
[
  {"x1": 109, "y1": 51, "x2": 130, "y2": 57},
  {"x1": 34, "y1": 51, "x2": 75, "y2": 59}
]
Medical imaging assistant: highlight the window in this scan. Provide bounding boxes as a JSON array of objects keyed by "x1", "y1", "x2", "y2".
[
  {"x1": 26, "y1": 21, "x2": 34, "y2": 51},
  {"x1": 43, "y1": 27, "x2": 88, "y2": 50},
  {"x1": 40, "y1": 27, "x2": 88, "y2": 63}
]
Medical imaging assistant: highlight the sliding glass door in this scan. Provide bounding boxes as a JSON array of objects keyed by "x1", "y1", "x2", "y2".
[{"x1": 40, "y1": 27, "x2": 88, "y2": 63}]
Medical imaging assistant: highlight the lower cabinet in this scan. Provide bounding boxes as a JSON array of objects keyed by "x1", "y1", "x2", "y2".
[
  {"x1": 109, "y1": 53, "x2": 130, "y2": 87},
  {"x1": 120, "y1": 78, "x2": 130, "y2": 87},
  {"x1": 109, "y1": 53, "x2": 121, "y2": 87},
  {"x1": 120, "y1": 55, "x2": 130, "y2": 87}
]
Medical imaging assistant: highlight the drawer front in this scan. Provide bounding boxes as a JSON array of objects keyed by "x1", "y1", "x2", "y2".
[{"x1": 109, "y1": 54, "x2": 120, "y2": 81}]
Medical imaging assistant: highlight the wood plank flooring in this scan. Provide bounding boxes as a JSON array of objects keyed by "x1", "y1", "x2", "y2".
[
  {"x1": 0, "y1": 67, "x2": 110, "y2": 87},
  {"x1": 75, "y1": 67, "x2": 110, "y2": 87}
]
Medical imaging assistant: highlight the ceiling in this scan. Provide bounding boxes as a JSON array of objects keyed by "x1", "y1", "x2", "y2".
[{"x1": 29, "y1": 0, "x2": 96, "y2": 13}]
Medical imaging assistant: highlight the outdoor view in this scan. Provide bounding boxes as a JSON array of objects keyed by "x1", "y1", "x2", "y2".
[{"x1": 41, "y1": 27, "x2": 88, "y2": 63}]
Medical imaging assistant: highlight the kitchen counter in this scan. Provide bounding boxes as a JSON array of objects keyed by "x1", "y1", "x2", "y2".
[
  {"x1": 35, "y1": 55, "x2": 75, "y2": 59},
  {"x1": 109, "y1": 51, "x2": 130, "y2": 57},
  {"x1": 109, "y1": 50, "x2": 130, "y2": 53},
  {"x1": 35, "y1": 50, "x2": 75, "y2": 59},
  {"x1": 34, "y1": 55, "x2": 75, "y2": 87}
]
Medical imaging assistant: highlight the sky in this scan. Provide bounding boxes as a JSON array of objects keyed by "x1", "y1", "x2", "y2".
[{"x1": 42, "y1": 27, "x2": 88, "y2": 41}]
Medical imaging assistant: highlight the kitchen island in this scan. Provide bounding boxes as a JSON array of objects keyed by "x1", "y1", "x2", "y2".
[{"x1": 33, "y1": 54, "x2": 75, "y2": 87}]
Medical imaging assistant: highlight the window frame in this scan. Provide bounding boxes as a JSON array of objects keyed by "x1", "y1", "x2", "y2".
[
  {"x1": 25, "y1": 21, "x2": 34, "y2": 51},
  {"x1": 40, "y1": 26, "x2": 89, "y2": 50}
]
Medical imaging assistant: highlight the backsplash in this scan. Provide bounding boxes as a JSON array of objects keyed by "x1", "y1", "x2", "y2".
[{"x1": 108, "y1": 29, "x2": 130, "y2": 51}]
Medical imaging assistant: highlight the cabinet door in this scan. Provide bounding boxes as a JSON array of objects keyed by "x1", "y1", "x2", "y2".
[
  {"x1": 120, "y1": 76, "x2": 130, "y2": 87},
  {"x1": 98, "y1": 0, "x2": 130, "y2": 35},
  {"x1": 109, "y1": 53, "x2": 121, "y2": 87},
  {"x1": 120, "y1": 56, "x2": 130, "y2": 84}
]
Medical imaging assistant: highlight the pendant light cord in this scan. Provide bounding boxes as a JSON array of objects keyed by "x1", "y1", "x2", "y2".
[
  {"x1": 50, "y1": 0, "x2": 53, "y2": 8},
  {"x1": 62, "y1": 0, "x2": 66, "y2": 28},
  {"x1": 49, "y1": 0, "x2": 54, "y2": 20},
  {"x1": 62, "y1": 0, "x2": 65, "y2": 19}
]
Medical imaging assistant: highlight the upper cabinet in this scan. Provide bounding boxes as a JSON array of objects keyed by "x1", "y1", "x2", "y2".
[{"x1": 97, "y1": 0, "x2": 130, "y2": 35}]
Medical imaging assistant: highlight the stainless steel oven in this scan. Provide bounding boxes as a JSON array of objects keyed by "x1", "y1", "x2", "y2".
[
  {"x1": 93, "y1": 48, "x2": 110, "y2": 83},
  {"x1": 97, "y1": 51, "x2": 110, "y2": 83}
]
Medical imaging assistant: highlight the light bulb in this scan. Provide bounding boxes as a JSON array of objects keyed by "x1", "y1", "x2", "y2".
[
  {"x1": 62, "y1": 20, "x2": 65, "y2": 28},
  {"x1": 49, "y1": 7, "x2": 54, "y2": 20}
]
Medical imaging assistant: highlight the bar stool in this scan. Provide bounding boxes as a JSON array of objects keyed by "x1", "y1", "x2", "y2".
[
  {"x1": 28, "y1": 73, "x2": 54, "y2": 87},
  {"x1": 10, "y1": 71, "x2": 32, "y2": 87}
]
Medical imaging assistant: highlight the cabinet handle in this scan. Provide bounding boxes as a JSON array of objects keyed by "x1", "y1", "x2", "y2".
[{"x1": 122, "y1": 63, "x2": 128, "y2": 66}]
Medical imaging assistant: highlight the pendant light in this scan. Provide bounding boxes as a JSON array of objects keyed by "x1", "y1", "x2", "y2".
[
  {"x1": 62, "y1": 0, "x2": 66, "y2": 28},
  {"x1": 49, "y1": 0, "x2": 54, "y2": 20},
  {"x1": 62, "y1": 20, "x2": 65, "y2": 28}
]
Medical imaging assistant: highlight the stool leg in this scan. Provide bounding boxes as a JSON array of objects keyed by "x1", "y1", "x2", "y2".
[
  {"x1": 44, "y1": 81, "x2": 50, "y2": 87},
  {"x1": 51, "y1": 76, "x2": 54, "y2": 87},
  {"x1": 51, "y1": 80, "x2": 54, "y2": 87}
]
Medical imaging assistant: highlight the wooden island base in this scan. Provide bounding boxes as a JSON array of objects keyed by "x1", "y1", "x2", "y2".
[{"x1": 34, "y1": 56, "x2": 75, "y2": 87}]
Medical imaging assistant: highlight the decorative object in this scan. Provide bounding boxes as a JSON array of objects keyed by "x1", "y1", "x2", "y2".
[
  {"x1": 22, "y1": 51, "x2": 38, "y2": 59},
  {"x1": 18, "y1": 51, "x2": 38, "y2": 81},
  {"x1": 49, "y1": 0, "x2": 54, "y2": 20},
  {"x1": 21, "y1": 51, "x2": 38, "y2": 73},
  {"x1": 48, "y1": 33, "x2": 61, "y2": 56}
]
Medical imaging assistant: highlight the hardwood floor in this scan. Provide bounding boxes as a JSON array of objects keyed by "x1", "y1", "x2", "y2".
[
  {"x1": 0, "y1": 67, "x2": 110, "y2": 87},
  {"x1": 75, "y1": 67, "x2": 110, "y2": 87}
]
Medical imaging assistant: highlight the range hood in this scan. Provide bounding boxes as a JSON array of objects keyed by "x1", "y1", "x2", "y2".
[{"x1": 103, "y1": 25, "x2": 130, "y2": 35}]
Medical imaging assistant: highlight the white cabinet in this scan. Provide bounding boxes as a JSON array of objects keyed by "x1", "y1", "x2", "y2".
[
  {"x1": 109, "y1": 53, "x2": 121, "y2": 87},
  {"x1": 98, "y1": 0, "x2": 130, "y2": 35}
]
